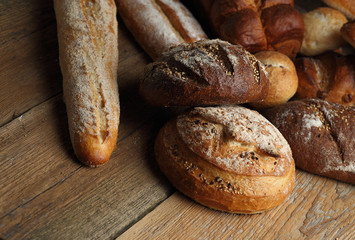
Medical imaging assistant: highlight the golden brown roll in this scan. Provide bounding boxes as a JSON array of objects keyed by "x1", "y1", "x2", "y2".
[
  {"x1": 250, "y1": 51, "x2": 298, "y2": 108},
  {"x1": 155, "y1": 105, "x2": 295, "y2": 213},
  {"x1": 300, "y1": 7, "x2": 348, "y2": 56}
]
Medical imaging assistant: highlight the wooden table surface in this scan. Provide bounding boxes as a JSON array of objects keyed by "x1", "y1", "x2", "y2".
[{"x1": 0, "y1": 0, "x2": 354, "y2": 239}]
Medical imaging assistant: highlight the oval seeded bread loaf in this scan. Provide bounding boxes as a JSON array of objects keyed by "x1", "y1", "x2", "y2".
[
  {"x1": 140, "y1": 39, "x2": 269, "y2": 106},
  {"x1": 155, "y1": 105, "x2": 295, "y2": 213},
  {"x1": 263, "y1": 99, "x2": 355, "y2": 184}
]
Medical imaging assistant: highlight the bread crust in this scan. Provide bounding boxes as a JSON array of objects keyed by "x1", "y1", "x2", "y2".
[
  {"x1": 54, "y1": 0, "x2": 120, "y2": 167},
  {"x1": 155, "y1": 106, "x2": 295, "y2": 213},
  {"x1": 116, "y1": 0, "x2": 207, "y2": 60},
  {"x1": 199, "y1": 0, "x2": 304, "y2": 58},
  {"x1": 140, "y1": 39, "x2": 269, "y2": 106},
  {"x1": 341, "y1": 20, "x2": 355, "y2": 48},
  {"x1": 300, "y1": 7, "x2": 348, "y2": 56},
  {"x1": 294, "y1": 52, "x2": 355, "y2": 107},
  {"x1": 263, "y1": 99, "x2": 355, "y2": 184},
  {"x1": 322, "y1": 0, "x2": 355, "y2": 20},
  {"x1": 250, "y1": 51, "x2": 298, "y2": 108}
]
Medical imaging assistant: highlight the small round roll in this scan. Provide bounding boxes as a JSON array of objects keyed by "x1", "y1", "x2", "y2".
[
  {"x1": 155, "y1": 105, "x2": 295, "y2": 214},
  {"x1": 250, "y1": 51, "x2": 298, "y2": 109},
  {"x1": 300, "y1": 7, "x2": 348, "y2": 56}
]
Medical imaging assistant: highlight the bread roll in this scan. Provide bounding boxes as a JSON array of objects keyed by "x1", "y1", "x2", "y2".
[
  {"x1": 116, "y1": 0, "x2": 208, "y2": 60},
  {"x1": 250, "y1": 51, "x2": 298, "y2": 108},
  {"x1": 294, "y1": 52, "x2": 355, "y2": 107},
  {"x1": 140, "y1": 39, "x2": 269, "y2": 106},
  {"x1": 300, "y1": 7, "x2": 348, "y2": 56},
  {"x1": 197, "y1": 0, "x2": 304, "y2": 58},
  {"x1": 262, "y1": 99, "x2": 355, "y2": 184},
  {"x1": 54, "y1": 0, "x2": 120, "y2": 167},
  {"x1": 155, "y1": 105, "x2": 296, "y2": 213},
  {"x1": 341, "y1": 20, "x2": 355, "y2": 48},
  {"x1": 322, "y1": 0, "x2": 355, "y2": 20}
]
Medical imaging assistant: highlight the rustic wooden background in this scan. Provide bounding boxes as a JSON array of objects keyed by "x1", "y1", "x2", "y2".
[{"x1": 0, "y1": 0, "x2": 354, "y2": 239}]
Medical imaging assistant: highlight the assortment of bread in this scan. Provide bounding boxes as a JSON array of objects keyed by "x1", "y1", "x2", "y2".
[{"x1": 54, "y1": 0, "x2": 355, "y2": 213}]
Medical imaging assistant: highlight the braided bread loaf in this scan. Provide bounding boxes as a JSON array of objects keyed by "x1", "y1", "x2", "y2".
[{"x1": 196, "y1": 0, "x2": 304, "y2": 58}]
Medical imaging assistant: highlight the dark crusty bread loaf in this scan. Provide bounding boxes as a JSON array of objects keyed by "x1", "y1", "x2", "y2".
[
  {"x1": 294, "y1": 52, "x2": 355, "y2": 107},
  {"x1": 116, "y1": 0, "x2": 208, "y2": 60},
  {"x1": 197, "y1": 0, "x2": 304, "y2": 58},
  {"x1": 263, "y1": 99, "x2": 355, "y2": 184},
  {"x1": 155, "y1": 105, "x2": 295, "y2": 213},
  {"x1": 140, "y1": 39, "x2": 269, "y2": 106}
]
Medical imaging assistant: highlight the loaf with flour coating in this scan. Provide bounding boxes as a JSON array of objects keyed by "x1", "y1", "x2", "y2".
[
  {"x1": 54, "y1": 0, "x2": 120, "y2": 167},
  {"x1": 140, "y1": 39, "x2": 269, "y2": 106},
  {"x1": 155, "y1": 105, "x2": 295, "y2": 213},
  {"x1": 263, "y1": 99, "x2": 355, "y2": 184},
  {"x1": 116, "y1": 0, "x2": 208, "y2": 60}
]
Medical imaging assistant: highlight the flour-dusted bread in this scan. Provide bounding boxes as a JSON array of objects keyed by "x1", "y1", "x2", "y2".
[
  {"x1": 116, "y1": 0, "x2": 208, "y2": 60},
  {"x1": 140, "y1": 39, "x2": 269, "y2": 106},
  {"x1": 155, "y1": 105, "x2": 295, "y2": 213},
  {"x1": 322, "y1": 0, "x2": 355, "y2": 20},
  {"x1": 300, "y1": 7, "x2": 348, "y2": 56},
  {"x1": 54, "y1": 0, "x2": 120, "y2": 167},
  {"x1": 263, "y1": 99, "x2": 355, "y2": 184}
]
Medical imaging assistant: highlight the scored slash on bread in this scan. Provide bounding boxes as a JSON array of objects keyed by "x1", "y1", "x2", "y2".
[
  {"x1": 54, "y1": 0, "x2": 120, "y2": 167},
  {"x1": 155, "y1": 105, "x2": 295, "y2": 213},
  {"x1": 263, "y1": 99, "x2": 355, "y2": 184},
  {"x1": 140, "y1": 39, "x2": 269, "y2": 106}
]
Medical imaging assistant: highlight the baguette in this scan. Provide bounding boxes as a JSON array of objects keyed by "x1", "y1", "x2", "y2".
[
  {"x1": 116, "y1": 0, "x2": 208, "y2": 60},
  {"x1": 54, "y1": 0, "x2": 120, "y2": 167}
]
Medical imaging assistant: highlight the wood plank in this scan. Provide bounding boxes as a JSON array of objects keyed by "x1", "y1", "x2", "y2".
[
  {"x1": 0, "y1": 93, "x2": 174, "y2": 239},
  {"x1": 118, "y1": 171, "x2": 355, "y2": 240},
  {"x1": 0, "y1": 0, "x2": 149, "y2": 128}
]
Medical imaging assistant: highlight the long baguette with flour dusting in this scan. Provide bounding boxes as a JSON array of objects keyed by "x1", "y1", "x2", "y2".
[{"x1": 54, "y1": 0, "x2": 120, "y2": 167}]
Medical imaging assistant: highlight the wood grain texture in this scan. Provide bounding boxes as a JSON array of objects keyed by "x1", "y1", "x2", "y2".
[
  {"x1": 0, "y1": 0, "x2": 61, "y2": 127},
  {"x1": 119, "y1": 171, "x2": 355, "y2": 240},
  {"x1": 0, "y1": 0, "x2": 354, "y2": 239}
]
